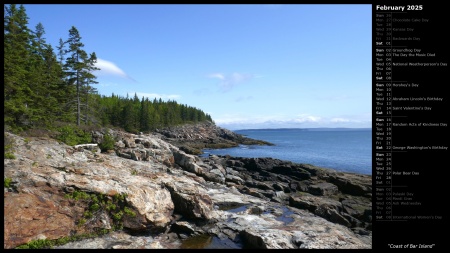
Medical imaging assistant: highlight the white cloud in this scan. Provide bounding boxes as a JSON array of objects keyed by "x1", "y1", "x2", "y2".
[
  {"x1": 214, "y1": 113, "x2": 372, "y2": 130},
  {"x1": 94, "y1": 58, "x2": 136, "y2": 81},
  {"x1": 214, "y1": 114, "x2": 282, "y2": 125},
  {"x1": 208, "y1": 73, "x2": 225, "y2": 80},
  {"x1": 208, "y1": 72, "x2": 256, "y2": 92},
  {"x1": 293, "y1": 114, "x2": 321, "y2": 123},
  {"x1": 331, "y1": 118, "x2": 350, "y2": 123},
  {"x1": 135, "y1": 92, "x2": 181, "y2": 101}
]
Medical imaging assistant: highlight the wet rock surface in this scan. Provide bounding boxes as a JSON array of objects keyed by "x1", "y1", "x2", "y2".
[{"x1": 4, "y1": 123, "x2": 371, "y2": 249}]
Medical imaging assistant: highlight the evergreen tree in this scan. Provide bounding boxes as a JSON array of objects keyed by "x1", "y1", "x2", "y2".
[
  {"x1": 80, "y1": 51, "x2": 99, "y2": 125},
  {"x1": 4, "y1": 4, "x2": 33, "y2": 129},
  {"x1": 63, "y1": 26, "x2": 98, "y2": 126},
  {"x1": 55, "y1": 37, "x2": 77, "y2": 123},
  {"x1": 26, "y1": 22, "x2": 51, "y2": 126},
  {"x1": 56, "y1": 38, "x2": 65, "y2": 64},
  {"x1": 4, "y1": 5, "x2": 214, "y2": 133},
  {"x1": 32, "y1": 22, "x2": 45, "y2": 56},
  {"x1": 42, "y1": 44, "x2": 66, "y2": 123},
  {"x1": 140, "y1": 97, "x2": 150, "y2": 132},
  {"x1": 64, "y1": 26, "x2": 85, "y2": 125}
]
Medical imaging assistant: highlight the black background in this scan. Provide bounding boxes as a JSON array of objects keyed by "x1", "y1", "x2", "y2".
[{"x1": 372, "y1": 1, "x2": 448, "y2": 250}]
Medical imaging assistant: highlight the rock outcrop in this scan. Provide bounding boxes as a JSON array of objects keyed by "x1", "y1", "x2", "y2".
[
  {"x1": 4, "y1": 124, "x2": 371, "y2": 249},
  {"x1": 155, "y1": 121, "x2": 274, "y2": 155}
]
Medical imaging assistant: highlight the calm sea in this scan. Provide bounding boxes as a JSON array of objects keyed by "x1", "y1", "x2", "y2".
[{"x1": 201, "y1": 128, "x2": 372, "y2": 175}]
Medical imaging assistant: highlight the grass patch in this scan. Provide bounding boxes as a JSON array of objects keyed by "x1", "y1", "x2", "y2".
[
  {"x1": 65, "y1": 191, "x2": 136, "y2": 233},
  {"x1": 98, "y1": 133, "x2": 115, "y2": 152},
  {"x1": 15, "y1": 239, "x2": 53, "y2": 249},
  {"x1": 4, "y1": 133, "x2": 16, "y2": 159},
  {"x1": 56, "y1": 124, "x2": 92, "y2": 146},
  {"x1": 4, "y1": 177, "x2": 12, "y2": 188},
  {"x1": 15, "y1": 229, "x2": 111, "y2": 249},
  {"x1": 4, "y1": 153, "x2": 16, "y2": 159}
]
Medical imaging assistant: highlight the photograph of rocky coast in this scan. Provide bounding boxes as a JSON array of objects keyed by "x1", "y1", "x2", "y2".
[
  {"x1": 4, "y1": 122, "x2": 371, "y2": 249},
  {"x1": 4, "y1": 4, "x2": 371, "y2": 249}
]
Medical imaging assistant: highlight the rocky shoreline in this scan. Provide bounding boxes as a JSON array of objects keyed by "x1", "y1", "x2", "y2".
[
  {"x1": 4, "y1": 123, "x2": 371, "y2": 249},
  {"x1": 155, "y1": 121, "x2": 274, "y2": 155}
]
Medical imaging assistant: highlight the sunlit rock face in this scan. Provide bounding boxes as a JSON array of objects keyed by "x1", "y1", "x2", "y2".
[{"x1": 4, "y1": 125, "x2": 371, "y2": 249}]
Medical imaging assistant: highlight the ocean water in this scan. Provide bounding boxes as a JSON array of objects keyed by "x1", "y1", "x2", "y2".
[{"x1": 201, "y1": 128, "x2": 372, "y2": 175}]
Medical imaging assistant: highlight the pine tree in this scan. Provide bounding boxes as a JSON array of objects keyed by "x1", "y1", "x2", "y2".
[
  {"x1": 140, "y1": 97, "x2": 150, "y2": 132},
  {"x1": 63, "y1": 26, "x2": 98, "y2": 126},
  {"x1": 56, "y1": 37, "x2": 77, "y2": 123},
  {"x1": 27, "y1": 22, "x2": 67, "y2": 126},
  {"x1": 26, "y1": 22, "x2": 51, "y2": 126},
  {"x1": 4, "y1": 4, "x2": 33, "y2": 129},
  {"x1": 80, "y1": 51, "x2": 99, "y2": 125},
  {"x1": 4, "y1": 4, "x2": 214, "y2": 132},
  {"x1": 64, "y1": 26, "x2": 84, "y2": 125},
  {"x1": 42, "y1": 44, "x2": 66, "y2": 123},
  {"x1": 56, "y1": 38, "x2": 65, "y2": 64}
]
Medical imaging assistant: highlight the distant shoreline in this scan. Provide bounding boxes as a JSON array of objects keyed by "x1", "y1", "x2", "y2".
[
  {"x1": 203, "y1": 127, "x2": 372, "y2": 176},
  {"x1": 232, "y1": 127, "x2": 372, "y2": 131}
]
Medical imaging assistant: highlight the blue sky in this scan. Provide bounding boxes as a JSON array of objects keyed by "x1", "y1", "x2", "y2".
[{"x1": 23, "y1": 4, "x2": 372, "y2": 130}]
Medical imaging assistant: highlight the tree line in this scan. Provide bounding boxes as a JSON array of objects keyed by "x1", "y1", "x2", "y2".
[
  {"x1": 96, "y1": 93, "x2": 212, "y2": 133},
  {"x1": 4, "y1": 4, "x2": 213, "y2": 133}
]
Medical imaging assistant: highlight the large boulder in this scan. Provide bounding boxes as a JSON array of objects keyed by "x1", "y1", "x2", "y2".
[
  {"x1": 308, "y1": 182, "x2": 339, "y2": 196},
  {"x1": 163, "y1": 179, "x2": 215, "y2": 220},
  {"x1": 126, "y1": 185, "x2": 174, "y2": 229}
]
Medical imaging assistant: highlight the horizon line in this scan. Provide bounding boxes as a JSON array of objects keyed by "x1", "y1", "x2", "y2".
[{"x1": 227, "y1": 127, "x2": 373, "y2": 131}]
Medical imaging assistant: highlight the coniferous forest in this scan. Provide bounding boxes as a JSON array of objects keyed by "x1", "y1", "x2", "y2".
[{"x1": 4, "y1": 4, "x2": 213, "y2": 135}]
